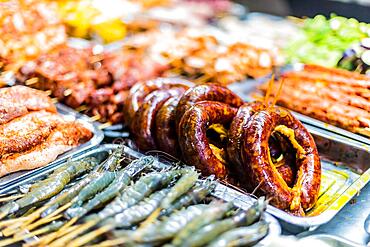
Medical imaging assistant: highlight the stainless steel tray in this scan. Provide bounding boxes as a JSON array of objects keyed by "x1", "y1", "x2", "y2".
[
  {"x1": 0, "y1": 144, "x2": 281, "y2": 245},
  {"x1": 0, "y1": 103, "x2": 104, "y2": 189},
  {"x1": 267, "y1": 123, "x2": 370, "y2": 232},
  {"x1": 298, "y1": 234, "x2": 364, "y2": 247}
]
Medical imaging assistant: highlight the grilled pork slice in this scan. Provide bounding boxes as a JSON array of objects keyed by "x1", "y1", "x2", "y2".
[
  {"x1": 0, "y1": 86, "x2": 56, "y2": 125},
  {"x1": 0, "y1": 121, "x2": 92, "y2": 177},
  {"x1": 0, "y1": 111, "x2": 64, "y2": 157}
]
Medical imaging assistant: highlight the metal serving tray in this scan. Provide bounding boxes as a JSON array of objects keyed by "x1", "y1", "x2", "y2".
[
  {"x1": 0, "y1": 144, "x2": 281, "y2": 246},
  {"x1": 0, "y1": 103, "x2": 104, "y2": 189},
  {"x1": 267, "y1": 124, "x2": 370, "y2": 232},
  {"x1": 298, "y1": 234, "x2": 363, "y2": 247}
]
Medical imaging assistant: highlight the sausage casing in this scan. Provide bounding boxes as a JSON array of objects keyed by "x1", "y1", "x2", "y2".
[
  {"x1": 132, "y1": 88, "x2": 186, "y2": 151},
  {"x1": 155, "y1": 97, "x2": 181, "y2": 156},
  {"x1": 241, "y1": 107, "x2": 321, "y2": 212},
  {"x1": 124, "y1": 78, "x2": 193, "y2": 129},
  {"x1": 227, "y1": 102, "x2": 264, "y2": 185},
  {"x1": 175, "y1": 84, "x2": 243, "y2": 132},
  {"x1": 178, "y1": 101, "x2": 237, "y2": 179}
]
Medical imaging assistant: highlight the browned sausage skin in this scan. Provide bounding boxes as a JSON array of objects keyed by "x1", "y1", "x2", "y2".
[
  {"x1": 124, "y1": 78, "x2": 193, "y2": 129},
  {"x1": 155, "y1": 97, "x2": 181, "y2": 156},
  {"x1": 241, "y1": 106, "x2": 321, "y2": 213},
  {"x1": 227, "y1": 102, "x2": 295, "y2": 188},
  {"x1": 227, "y1": 102, "x2": 264, "y2": 182},
  {"x1": 175, "y1": 84, "x2": 243, "y2": 133},
  {"x1": 132, "y1": 88, "x2": 186, "y2": 151},
  {"x1": 178, "y1": 101, "x2": 238, "y2": 179}
]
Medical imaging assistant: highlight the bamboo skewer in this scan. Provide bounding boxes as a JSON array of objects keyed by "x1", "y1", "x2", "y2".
[
  {"x1": 48, "y1": 221, "x2": 98, "y2": 247},
  {"x1": 25, "y1": 224, "x2": 80, "y2": 247},
  {"x1": 66, "y1": 225, "x2": 112, "y2": 247},
  {"x1": 0, "y1": 227, "x2": 51, "y2": 247},
  {"x1": 22, "y1": 215, "x2": 63, "y2": 233},
  {"x1": 0, "y1": 217, "x2": 29, "y2": 228},
  {"x1": 0, "y1": 194, "x2": 24, "y2": 203},
  {"x1": 76, "y1": 105, "x2": 88, "y2": 112},
  {"x1": 89, "y1": 114, "x2": 101, "y2": 122},
  {"x1": 98, "y1": 121, "x2": 112, "y2": 130},
  {"x1": 25, "y1": 77, "x2": 39, "y2": 86},
  {"x1": 26, "y1": 218, "x2": 79, "y2": 247},
  {"x1": 15, "y1": 205, "x2": 48, "y2": 229},
  {"x1": 63, "y1": 89, "x2": 73, "y2": 97},
  {"x1": 86, "y1": 238, "x2": 127, "y2": 247}
]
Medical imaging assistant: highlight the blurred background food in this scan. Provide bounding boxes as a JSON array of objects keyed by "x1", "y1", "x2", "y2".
[{"x1": 1, "y1": 0, "x2": 369, "y2": 127}]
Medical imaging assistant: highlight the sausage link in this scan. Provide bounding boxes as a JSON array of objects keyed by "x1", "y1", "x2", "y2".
[
  {"x1": 178, "y1": 101, "x2": 238, "y2": 179},
  {"x1": 227, "y1": 102, "x2": 295, "y2": 187},
  {"x1": 226, "y1": 102, "x2": 264, "y2": 188},
  {"x1": 132, "y1": 88, "x2": 186, "y2": 151},
  {"x1": 241, "y1": 106, "x2": 321, "y2": 212},
  {"x1": 124, "y1": 78, "x2": 193, "y2": 129},
  {"x1": 155, "y1": 97, "x2": 181, "y2": 156},
  {"x1": 175, "y1": 84, "x2": 243, "y2": 133}
]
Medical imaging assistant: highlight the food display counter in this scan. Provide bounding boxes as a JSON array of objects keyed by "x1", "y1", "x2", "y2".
[{"x1": 0, "y1": 0, "x2": 369, "y2": 246}]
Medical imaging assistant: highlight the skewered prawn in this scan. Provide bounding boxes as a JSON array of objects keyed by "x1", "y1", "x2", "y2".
[
  {"x1": 0, "y1": 158, "x2": 98, "y2": 221},
  {"x1": 206, "y1": 220, "x2": 269, "y2": 247},
  {"x1": 159, "y1": 178, "x2": 216, "y2": 217},
  {"x1": 87, "y1": 168, "x2": 184, "y2": 221},
  {"x1": 170, "y1": 202, "x2": 234, "y2": 246},
  {"x1": 63, "y1": 156, "x2": 154, "y2": 219},
  {"x1": 129, "y1": 204, "x2": 211, "y2": 244},
  {"x1": 181, "y1": 198, "x2": 266, "y2": 247},
  {"x1": 64, "y1": 188, "x2": 171, "y2": 247}
]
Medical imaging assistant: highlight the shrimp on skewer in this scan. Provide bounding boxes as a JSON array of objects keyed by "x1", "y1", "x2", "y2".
[{"x1": 0, "y1": 157, "x2": 98, "y2": 221}]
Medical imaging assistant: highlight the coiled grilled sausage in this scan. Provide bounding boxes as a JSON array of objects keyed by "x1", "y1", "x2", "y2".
[
  {"x1": 155, "y1": 97, "x2": 181, "y2": 156},
  {"x1": 132, "y1": 88, "x2": 186, "y2": 151},
  {"x1": 227, "y1": 102, "x2": 264, "y2": 186},
  {"x1": 178, "y1": 101, "x2": 238, "y2": 179},
  {"x1": 175, "y1": 84, "x2": 243, "y2": 133},
  {"x1": 124, "y1": 78, "x2": 193, "y2": 129},
  {"x1": 227, "y1": 102, "x2": 295, "y2": 188},
  {"x1": 241, "y1": 106, "x2": 321, "y2": 213}
]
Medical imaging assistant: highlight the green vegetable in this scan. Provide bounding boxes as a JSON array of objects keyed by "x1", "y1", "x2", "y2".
[{"x1": 285, "y1": 14, "x2": 370, "y2": 67}]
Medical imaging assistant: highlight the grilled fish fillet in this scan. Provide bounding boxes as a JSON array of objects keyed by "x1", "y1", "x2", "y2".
[{"x1": 0, "y1": 121, "x2": 92, "y2": 177}]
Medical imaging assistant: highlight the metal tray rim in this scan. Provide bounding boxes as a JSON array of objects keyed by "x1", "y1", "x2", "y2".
[
  {"x1": 0, "y1": 103, "x2": 104, "y2": 188},
  {"x1": 266, "y1": 167, "x2": 370, "y2": 228}
]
